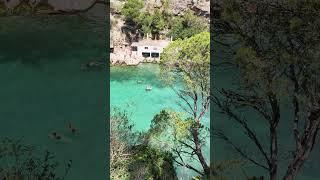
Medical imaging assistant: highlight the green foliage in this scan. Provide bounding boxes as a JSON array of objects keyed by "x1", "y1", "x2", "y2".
[
  {"x1": 110, "y1": 0, "x2": 124, "y2": 13},
  {"x1": 137, "y1": 9, "x2": 166, "y2": 37},
  {"x1": 221, "y1": 0, "x2": 241, "y2": 22},
  {"x1": 148, "y1": 110, "x2": 193, "y2": 148},
  {"x1": 121, "y1": 0, "x2": 208, "y2": 39},
  {"x1": 159, "y1": 32, "x2": 210, "y2": 176},
  {"x1": 129, "y1": 145, "x2": 177, "y2": 180},
  {"x1": 220, "y1": 0, "x2": 320, "y2": 95},
  {"x1": 149, "y1": 9, "x2": 166, "y2": 35},
  {"x1": 121, "y1": 0, "x2": 144, "y2": 23},
  {"x1": 289, "y1": 17, "x2": 303, "y2": 31},
  {"x1": 110, "y1": 107, "x2": 137, "y2": 143},
  {"x1": 160, "y1": 31, "x2": 210, "y2": 93},
  {"x1": 121, "y1": 0, "x2": 168, "y2": 38},
  {"x1": 234, "y1": 47, "x2": 263, "y2": 87},
  {"x1": 148, "y1": 110, "x2": 171, "y2": 135},
  {"x1": 169, "y1": 10, "x2": 209, "y2": 40},
  {"x1": 138, "y1": 12, "x2": 153, "y2": 34},
  {"x1": 0, "y1": 138, "x2": 71, "y2": 180},
  {"x1": 110, "y1": 108, "x2": 177, "y2": 180},
  {"x1": 110, "y1": 108, "x2": 136, "y2": 180},
  {"x1": 146, "y1": 109, "x2": 210, "y2": 177}
]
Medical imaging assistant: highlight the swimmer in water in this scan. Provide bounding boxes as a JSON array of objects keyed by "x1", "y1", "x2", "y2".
[
  {"x1": 49, "y1": 131, "x2": 71, "y2": 143},
  {"x1": 50, "y1": 132, "x2": 61, "y2": 140},
  {"x1": 67, "y1": 122, "x2": 78, "y2": 135}
]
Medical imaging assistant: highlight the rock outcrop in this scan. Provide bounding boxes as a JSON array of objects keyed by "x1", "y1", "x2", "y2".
[
  {"x1": 0, "y1": 0, "x2": 106, "y2": 15},
  {"x1": 145, "y1": 0, "x2": 210, "y2": 17},
  {"x1": 111, "y1": 14, "x2": 126, "y2": 47},
  {"x1": 0, "y1": 0, "x2": 98, "y2": 10}
]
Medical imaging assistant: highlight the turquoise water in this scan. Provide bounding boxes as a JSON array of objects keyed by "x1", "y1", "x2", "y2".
[
  {"x1": 111, "y1": 64, "x2": 182, "y2": 131},
  {"x1": 110, "y1": 64, "x2": 210, "y2": 178},
  {"x1": 0, "y1": 15, "x2": 106, "y2": 179}
]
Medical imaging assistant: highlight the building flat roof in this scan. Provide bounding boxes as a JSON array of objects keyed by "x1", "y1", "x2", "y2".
[{"x1": 131, "y1": 39, "x2": 170, "y2": 48}]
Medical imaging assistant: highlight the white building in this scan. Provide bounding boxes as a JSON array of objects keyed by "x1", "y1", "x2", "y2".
[
  {"x1": 110, "y1": 35, "x2": 172, "y2": 65},
  {"x1": 130, "y1": 39, "x2": 171, "y2": 62}
]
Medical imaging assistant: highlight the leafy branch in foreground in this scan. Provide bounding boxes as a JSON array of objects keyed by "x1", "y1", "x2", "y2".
[
  {"x1": 0, "y1": 138, "x2": 72, "y2": 180},
  {"x1": 110, "y1": 108, "x2": 177, "y2": 180},
  {"x1": 110, "y1": 108, "x2": 135, "y2": 180}
]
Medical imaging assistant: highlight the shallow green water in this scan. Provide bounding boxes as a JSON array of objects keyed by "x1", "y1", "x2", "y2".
[
  {"x1": 111, "y1": 64, "x2": 182, "y2": 131},
  {"x1": 0, "y1": 15, "x2": 106, "y2": 179}
]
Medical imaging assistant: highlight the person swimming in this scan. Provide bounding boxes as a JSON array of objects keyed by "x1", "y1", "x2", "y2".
[
  {"x1": 49, "y1": 131, "x2": 72, "y2": 143},
  {"x1": 50, "y1": 132, "x2": 61, "y2": 140},
  {"x1": 67, "y1": 122, "x2": 78, "y2": 135}
]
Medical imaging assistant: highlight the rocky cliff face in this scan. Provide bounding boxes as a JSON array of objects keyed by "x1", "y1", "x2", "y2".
[
  {"x1": 0, "y1": 0, "x2": 107, "y2": 16},
  {"x1": 143, "y1": 0, "x2": 210, "y2": 17},
  {"x1": 0, "y1": 0, "x2": 98, "y2": 10},
  {"x1": 48, "y1": 0, "x2": 96, "y2": 10},
  {"x1": 110, "y1": 0, "x2": 210, "y2": 47},
  {"x1": 170, "y1": 0, "x2": 210, "y2": 17},
  {"x1": 110, "y1": 14, "x2": 126, "y2": 47}
]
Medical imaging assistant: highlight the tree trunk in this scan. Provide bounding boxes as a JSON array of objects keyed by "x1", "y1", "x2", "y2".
[
  {"x1": 283, "y1": 131, "x2": 319, "y2": 180},
  {"x1": 269, "y1": 127, "x2": 278, "y2": 180},
  {"x1": 192, "y1": 127, "x2": 211, "y2": 177},
  {"x1": 283, "y1": 151, "x2": 305, "y2": 180},
  {"x1": 283, "y1": 108, "x2": 320, "y2": 180},
  {"x1": 268, "y1": 92, "x2": 280, "y2": 180}
]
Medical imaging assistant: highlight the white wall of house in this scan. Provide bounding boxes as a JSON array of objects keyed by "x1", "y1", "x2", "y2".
[{"x1": 132, "y1": 45, "x2": 165, "y2": 60}]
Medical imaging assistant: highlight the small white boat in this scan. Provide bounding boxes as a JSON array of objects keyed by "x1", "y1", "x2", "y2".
[
  {"x1": 146, "y1": 85, "x2": 152, "y2": 91},
  {"x1": 137, "y1": 80, "x2": 143, "y2": 84}
]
